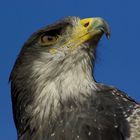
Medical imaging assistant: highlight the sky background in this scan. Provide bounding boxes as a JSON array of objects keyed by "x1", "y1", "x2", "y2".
[{"x1": 0, "y1": 0, "x2": 140, "y2": 139}]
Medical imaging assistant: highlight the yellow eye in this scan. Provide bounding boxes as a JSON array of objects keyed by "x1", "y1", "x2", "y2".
[{"x1": 40, "y1": 35, "x2": 58, "y2": 45}]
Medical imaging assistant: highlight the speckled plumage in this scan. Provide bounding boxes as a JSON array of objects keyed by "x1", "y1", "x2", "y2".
[{"x1": 10, "y1": 16, "x2": 140, "y2": 140}]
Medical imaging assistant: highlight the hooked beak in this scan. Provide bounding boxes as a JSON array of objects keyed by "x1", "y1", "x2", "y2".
[{"x1": 80, "y1": 17, "x2": 110, "y2": 40}]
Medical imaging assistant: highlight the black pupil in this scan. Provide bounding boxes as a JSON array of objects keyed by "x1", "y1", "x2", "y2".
[{"x1": 47, "y1": 36, "x2": 54, "y2": 41}]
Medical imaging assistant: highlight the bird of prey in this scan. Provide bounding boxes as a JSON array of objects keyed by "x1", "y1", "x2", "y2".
[{"x1": 10, "y1": 16, "x2": 140, "y2": 140}]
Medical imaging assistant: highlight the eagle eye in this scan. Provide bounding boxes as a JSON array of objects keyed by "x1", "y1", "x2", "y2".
[
  {"x1": 41, "y1": 35, "x2": 58, "y2": 45},
  {"x1": 40, "y1": 28, "x2": 62, "y2": 45}
]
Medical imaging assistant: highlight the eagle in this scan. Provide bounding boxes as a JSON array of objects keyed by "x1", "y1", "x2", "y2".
[{"x1": 10, "y1": 16, "x2": 140, "y2": 140}]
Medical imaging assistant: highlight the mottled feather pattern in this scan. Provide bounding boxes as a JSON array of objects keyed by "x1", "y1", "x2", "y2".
[{"x1": 127, "y1": 108, "x2": 140, "y2": 140}]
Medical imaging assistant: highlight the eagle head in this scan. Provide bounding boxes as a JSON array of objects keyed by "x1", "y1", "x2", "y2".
[{"x1": 11, "y1": 16, "x2": 110, "y2": 80}]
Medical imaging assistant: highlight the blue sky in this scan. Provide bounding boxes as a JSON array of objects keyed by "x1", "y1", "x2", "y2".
[{"x1": 0, "y1": 0, "x2": 140, "y2": 139}]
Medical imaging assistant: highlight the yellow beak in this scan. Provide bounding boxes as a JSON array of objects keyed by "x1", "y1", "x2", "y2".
[{"x1": 80, "y1": 17, "x2": 110, "y2": 39}]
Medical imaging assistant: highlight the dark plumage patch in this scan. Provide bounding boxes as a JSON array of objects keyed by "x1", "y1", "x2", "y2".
[{"x1": 41, "y1": 84, "x2": 139, "y2": 140}]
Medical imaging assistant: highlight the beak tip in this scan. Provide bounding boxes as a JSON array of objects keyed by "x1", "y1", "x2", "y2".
[
  {"x1": 92, "y1": 17, "x2": 111, "y2": 40},
  {"x1": 106, "y1": 33, "x2": 110, "y2": 40}
]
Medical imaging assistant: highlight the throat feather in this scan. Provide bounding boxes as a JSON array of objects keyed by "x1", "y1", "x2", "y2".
[{"x1": 31, "y1": 53, "x2": 97, "y2": 121}]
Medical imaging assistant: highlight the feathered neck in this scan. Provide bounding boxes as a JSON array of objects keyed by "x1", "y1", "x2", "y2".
[{"x1": 31, "y1": 48, "x2": 97, "y2": 100}]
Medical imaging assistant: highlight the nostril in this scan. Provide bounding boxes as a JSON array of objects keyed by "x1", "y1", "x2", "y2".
[{"x1": 84, "y1": 22, "x2": 89, "y2": 28}]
